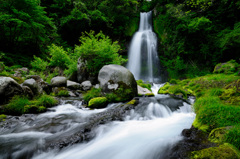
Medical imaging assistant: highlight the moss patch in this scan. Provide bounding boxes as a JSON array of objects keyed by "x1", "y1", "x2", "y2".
[
  {"x1": 145, "y1": 93, "x2": 155, "y2": 97},
  {"x1": 0, "y1": 114, "x2": 6, "y2": 122},
  {"x1": 213, "y1": 60, "x2": 239, "y2": 74},
  {"x1": 88, "y1": 97, "x2": 108, "y2": 108},
  {"x1": 191, "y1": 143, "x2": 240, "y2": 159},
  {"x1": 137, "y1": 80, "x2": 152, "y2": 92},
  {"x1": 158, "y1": 82, "x2": 171, "y2": 94},
  {"x1": 127, "y1": 99, "x2": 137, "y2": 105}
]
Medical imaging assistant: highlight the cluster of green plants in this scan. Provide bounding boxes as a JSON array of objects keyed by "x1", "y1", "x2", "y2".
[
  {"x1": 152, "y1": 0, "x2": 240, "y2": 79},
  {"x1": 2, "y1": 95, "x2": 58, "y2": 115},
  {"x1": 30, "y1": 31, "x2": 127, "y2": 79}
]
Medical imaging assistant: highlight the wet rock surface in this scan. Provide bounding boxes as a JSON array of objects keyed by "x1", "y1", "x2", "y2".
[{"x1": 167, "y1": 126, "x2": 217, "y2": 159}]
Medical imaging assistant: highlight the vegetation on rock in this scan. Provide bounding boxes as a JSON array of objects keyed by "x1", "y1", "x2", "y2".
[
  {"x1": 88, "y1": 97, "x2": 108, "y2": 108},
  {"x1": 136, "y1": 80, "x2": 152, "y2": 92}
]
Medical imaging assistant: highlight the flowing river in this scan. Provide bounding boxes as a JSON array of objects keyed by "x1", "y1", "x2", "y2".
[{"x1": 0, "y1": 85, "x2": 195, "y2": 159}]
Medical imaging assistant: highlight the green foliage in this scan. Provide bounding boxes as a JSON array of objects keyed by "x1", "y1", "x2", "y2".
[
  {"x1": 88, "y1": 97, "x2": 108, "y2": 108},
  {"x1": 213, "y1": 60, "x2": 240, "y2": 74},
  {"x1": 33, "y1": 95, "x2": 58, "y2": 107},
  {"x1": 4, "y1": 96, "x2": 30, "y2": 115},
  {"x1": 74, "y1": 31, "x2": 127, "y2": 76},
  {"x1": 56, "y1": 90, "x2": 70, "y2": 97},
  {"x1": 83, "y1": 88, "x2": 102, "y2": 102},
  {"x1": 31, "y1": 56, "x2": 49, "y2": 72},
  {"x1": 48, "y1": 44, "x2": 71, "y2": 69},
  {"x1": 136, "y1": 80, "x2": 152, "y2": 91},
  {"x1": 169, "y1": 79, "x2": 179, "y2": 84}
]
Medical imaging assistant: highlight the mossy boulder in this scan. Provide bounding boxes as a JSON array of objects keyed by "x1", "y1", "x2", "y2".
[
  {"x1": 145, "y1": 93, "x2": 155, "y2": 97},
  {"x1": 213, "y1": 60, "x2": 239, "y2": 74},
  {"x1": 158, "y1": 82, "x2": 171, "y2": 94},
  {"x1": 0, "y1": 114, "x2": 6, "y2": 122},
  {"x1": 191, "y1": 143, "x2": 240, "y2": 159},
  {"x1": 98, "y1": 65, "x2": 137, "y2": 102},
  {"x1": 88, "y1": 97, "x2": 108, "y2": 108}
]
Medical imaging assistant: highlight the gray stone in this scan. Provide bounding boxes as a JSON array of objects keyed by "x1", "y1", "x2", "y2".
[
  {"x1": 0, "y1": 77, "x2": 23, "y2": 104},
  {"x1": 137, "y1": 85, "x2": 152, "y2": 95},
  {"x1": 23, "y1": 78, "x2": 42, "y2": 95},
  {"x1": 22, "y1": 86, "x2": 34, "y2": 99},
  {"x1": 77, "y1": 58, "x2": 88, "y2": 83},
  {"x1": 14, "y1": 67, "x2": 29, "y2": 77},
  {"x1": 81, "y1": 80, "x2": 92, "y2": 91},
  {"x1": 51, "y1": 76, "x2": 67, "y2": 87},
  {"x1": 94, "y1": 84, "x2": 100, "y2": 89},
  {"x1": 67, "y1": 80, "x2": 81, "y2": 90},
  {"x1": 98, "y1": 64, "x2": 137, "y2": 100}
]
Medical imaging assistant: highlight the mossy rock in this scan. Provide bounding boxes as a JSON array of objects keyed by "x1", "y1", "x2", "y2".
[
  {"x1": 127, "y1": 99, "x2": 137, "y2": 105},
  {"x1": 213, "y1": 60, "x2": 239, "y2": 74},
  {"x1": 136, "y1": 80, "x2": 152, "y2": 92},
  {"x1": 0, "y1": 114, "x2": 6, "y2": 122},
  {"x1": 24, "y1": 105, "x2": 46, "y2": 114},
  {"x1": 209, "y1": 127, "x2": 231, "y2": 144},
  {"x1": 88, "y1": 97, "x2": 108, "y2": 108},
  {"x1": 145, "y1": 93, "x2": 155, "y2": 97},
  {"x1": 191, "y1": 143, "x2": 240, "y2": 159},
  {"x1": 192, "y1": 118, "x2": 209, "y2": 132},
  {"x1": 158, "y1": 82, "x2": 170, "y2": 94}
]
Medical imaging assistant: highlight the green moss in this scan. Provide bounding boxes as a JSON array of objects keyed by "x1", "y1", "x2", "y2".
[
  {"x1": 169, "y1": 79, "x2": 179, "y2": 84},
  {"x1": 158, "y1": 82, "x2": 171, "y2": 94},
  {"x1": 209, "y1": 127, "x2": 230, "y2": 143},
  {"x1": 224, "y1": 124, "x2": 240, "y2": 149},
  {"x1": 136, "y1": 80, "x2": 152, "y2": 92},
  {"x1": 191, "y1": 143, "x2": 240, "y2": 159},
  {"x1": 127, "y1": 100, "x2": 137, "y2": 105},
  {"x1": 193, "y1": 118, "x2": 209, "y2": 132},
  {"x1": 145, "y1": 93, "x2": 155, "y2": 97},
  {"x1": 88, "y1": 97, "x2": 108, "y2": 108},
  {"x1": 0, "y1": 114, "x2": 6, "y2": 122}
]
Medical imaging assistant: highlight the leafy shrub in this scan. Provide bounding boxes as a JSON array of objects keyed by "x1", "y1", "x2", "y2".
[
  {"x1": 31, "y1": 56, "x2": 49, "y2": 71},
  {"x1": 83, "y1": 88, "x2": 102, "y2": 102},
  {"x1": 74, "y1": 31, "x2": 127, "y2": 76},
  {"x1": 136, "y1": 80, "x2": 152, "y2": 91},
  {"x1": 48, "y1": 44, "x2": 71, "y2": 69}
]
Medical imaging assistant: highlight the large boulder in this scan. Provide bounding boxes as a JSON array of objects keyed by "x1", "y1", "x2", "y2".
[
  {"x1": 22, "y1": 78, "x2": 42, "y2": 95},
  {"x1": 98, "y1": 64, "x2": 137, "y2": 101},
  {"x1": 0, "y1": 77, "x2": 23, "y2": 104},
  {"x1": 77, "y1": 58, "x2": 89, "y2": 83},
  {"x1": 51, "y1": 76, "x2": 67, "y2": 87}
]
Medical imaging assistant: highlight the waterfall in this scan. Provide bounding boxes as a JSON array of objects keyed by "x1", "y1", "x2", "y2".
[{"x1": 127, "y1": 11, "x2": 161, "y2": 83}]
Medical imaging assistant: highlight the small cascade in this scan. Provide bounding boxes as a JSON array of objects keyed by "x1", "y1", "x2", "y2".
[{"x1": 127, "y1": 11, "x2": 161, "y2": 83}]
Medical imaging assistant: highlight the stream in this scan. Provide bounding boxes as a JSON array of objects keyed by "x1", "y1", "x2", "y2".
[{"x1": 0, "y1": 85, "x2": 195, "y2": 159}]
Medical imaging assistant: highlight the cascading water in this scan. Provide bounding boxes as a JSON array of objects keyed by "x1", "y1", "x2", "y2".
[{"x1": 127, "y1": 11, "x2": 161, "y2": 83}]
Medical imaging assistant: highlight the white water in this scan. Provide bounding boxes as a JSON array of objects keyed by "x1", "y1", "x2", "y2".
[
  {"x1": 127, "y1": 11, "x2": 161, "y2": 82},
  {"x1": 32, "y1": 97, "x2": 195, "y2": 159}
]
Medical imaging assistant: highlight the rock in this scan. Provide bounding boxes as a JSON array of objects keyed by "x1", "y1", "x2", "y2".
[
  {"x1": 213, "y1": 60, "x2": 239, "y2": 74},
  {"x1": 138, "y1": 85, "x2": 152, "y2": 95},
  {"x1": 0, "y1": 62, "x2": 4, "y2": 72},
  {"x1": 81, "y1": 80, "x2": 92, "y2": 91},
  {"x1": 22, "y1": 78, "x2": 42, "y2": 95},
  {"x1": 14, "y1": 67, "x2": 29, "y2": 77},
  {"x1": 22, "y1": 86, "x2": 34, "y2": 99},
  {"x1": 98, "y1": 64, "x2": 137, "y2": 101},
  {"x1": 51, "y1": 76, "x2": 67, "y2": 87},
  {"x1": 52, "y1": 87, "x2": 68, "y2": 96},
  {"x1": 77, "y1": 58, "x2": 89, "y2": 83},
  {"x1": 88, "y1": 97, "x2": 108, "y2": 108},
  {"x1": 68, "y1": 91, "x2": 77, "y2": 97},
  {"x1": 0, "y1": 77, "x2": 23, "y2": 104},
  {"x1": 94, "y1": 84, "x2": 100, "y2": 89},
  {"x1": 26, "y1": 75, "x2": 51, "y2": 94},
  {"x1": 67, "y1": 80, "x2": 81, "y2": 90},
  {"x1": 157, "y1": 97, "x2": 184, "y2": 111}
]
